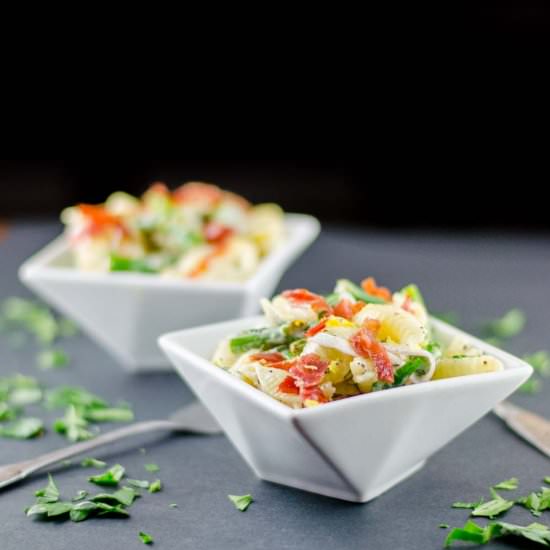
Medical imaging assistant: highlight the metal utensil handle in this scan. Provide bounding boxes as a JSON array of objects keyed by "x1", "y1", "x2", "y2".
[{"x1": 0, "y1": 419, "x2": 175, "y2": 489}]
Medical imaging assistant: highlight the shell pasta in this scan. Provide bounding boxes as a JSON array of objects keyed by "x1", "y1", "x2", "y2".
[{"x1": 212, "y1": 278, "x2": 504, "y2": 408}]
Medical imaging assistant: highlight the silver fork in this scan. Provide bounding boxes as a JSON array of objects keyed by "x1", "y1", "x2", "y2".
[{"x1": 0, "y1": 401, "x2": 221, "y2": 490}]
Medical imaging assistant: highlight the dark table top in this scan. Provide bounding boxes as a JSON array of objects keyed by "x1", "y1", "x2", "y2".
[{"x1": 1, "y1": 221, "x2": 550, "y2": 550}]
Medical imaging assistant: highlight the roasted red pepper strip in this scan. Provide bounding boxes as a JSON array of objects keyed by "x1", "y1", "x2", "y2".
[
  {"x1": 305, "y1": 319, "x2": 327, "y2": 338},
  {"x1": 204, "y1": 221, "x2": 234, "y2": 243},
  {"x1": 350, "y1": 327, "x2": 394, "y2": 383},
  {"x1": 249, "y1": 351, "x2": 287, "y2": 364},
  {"x1": 282, "y1": 289, "x2": 332, "y2": 314},
  {"x1": 278, "y1": 376, "x2": 300, "y2": 394},
  {"x1": 333, "y1": 299, "x2": 354, "y2": 320},
  {"x1": 78, "y1": 204, "x2": 127, "y2": 237},
  {"x1": 361, "y1": 277, "x2": 392, "y2": 302}
]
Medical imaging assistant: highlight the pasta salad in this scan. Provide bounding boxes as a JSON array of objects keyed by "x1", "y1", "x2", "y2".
[
  {"x1": 213, "y1": 277, "x2": 504, "y2": 408},
  {"x1": 61, "y1": 182, "x2": 284, "y2": 282}
]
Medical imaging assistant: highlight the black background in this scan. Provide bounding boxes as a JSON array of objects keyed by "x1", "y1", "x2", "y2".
[{"x1": 0, "y1": 159, "x2": 548, "y2": 230}]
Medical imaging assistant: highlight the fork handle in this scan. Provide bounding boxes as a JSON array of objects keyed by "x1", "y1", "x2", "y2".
[{"x1": 0, "y1": 419, "x2": 176, "y2": 490}]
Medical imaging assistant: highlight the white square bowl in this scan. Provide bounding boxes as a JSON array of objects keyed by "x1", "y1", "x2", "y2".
[
  {"x1": 18, "y1": 214, "x2": 320, "y2": 371},
  {"x1": 159, "y1": 316, "x2": 532, "y2": 503}
]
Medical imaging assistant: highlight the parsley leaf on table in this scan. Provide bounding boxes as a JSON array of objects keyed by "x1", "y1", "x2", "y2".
[
  {"x1": 88, "y1": 464, "x2": 126, "y2": 486},
  {"x1": 228, "y1": 494, "x2": 253, "y2": 512}
]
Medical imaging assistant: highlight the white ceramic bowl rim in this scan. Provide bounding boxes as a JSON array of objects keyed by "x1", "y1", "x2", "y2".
[
  {"x1": 19, "y1": 213, "x2": 320, "y2": 293},
  {"x1": 159, "y1": 315, "x2": 534, "y2": 419}
]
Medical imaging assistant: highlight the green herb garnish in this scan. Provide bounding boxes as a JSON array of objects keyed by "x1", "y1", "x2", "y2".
[
  {"x1": 92, "y1": 486, "x2": 139, "y2": 507},
  {"x1": 148, "y1": 479, "x2": 162, "y2": 494},
  {"x1": 36, "y1": 348, "x2": 69, "y2": 370},
  {"x1": 485, "y1": 308, "x2": 526, "y2": 339},
  {"x1": 393, "y1": 357, "x2": 427, "y2": 386},
  {"x1": 0, "y1": 417, "x2": 43, "y2": 439},
  {"x1": 88, "y1": 464, "x2": 125, "y2": 486},
  {"x1": 493, "y1": 477, "x2": 519, "y2": 491},
  {"x1": 519, "y1": 378, "x2": 542, "y2": 394},
  {"x1": 445, "y1": 519, "x2": 550, "y2": 547},
  {"x1": 110, "y1": 255, "x2": 158, "y2": 274},
  {"x1": 139, "y1": 531, "x2": 154, "y2": 545},
  {"x1": 35, "y1": 474, "x2": 60, "y2": 503},
  {"x1": 452, "y1": 499, "x2": 484, "y2": 509},
  {"x1": 524, "y1": 351, "x2": 550, "y2": 377},
  {"x1": 72, "y1": 490, "x2": 88, "y2": 501},
  {"x1": 127, "y1": 479, "x2": 150, "y2": 489},
  {"x1": 471, "y1": 489, "x2": 514, "y2": 518},
  {"x1": 81, "y1": 457, "x2": 107, "y2": 468},
  {"x1": 53, "y1": 405, "x2": 94, "y2": 442},
  {"x1": 144, "y1": 464, "x2": 160, "y2": 473},
  {"x1": 228, "y1": 494, "x2": 253, "y2": 511}
]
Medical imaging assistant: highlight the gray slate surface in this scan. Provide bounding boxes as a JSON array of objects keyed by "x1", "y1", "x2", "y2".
[{"x1": 1, "y1": 221, "x2": 549, "y2": 550}]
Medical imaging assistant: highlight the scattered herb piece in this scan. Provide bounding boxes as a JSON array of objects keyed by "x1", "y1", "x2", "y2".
[
  {"x1": 81, "y1": 457, "x2": 107, "y2": 468},
  {"x1": 524, "y1": 351, "x2": 550, "y2": 377},
  {"x1": 127, "y1": 479, "x2": 150, "y2": 489},
  {"x1": 44, "y1": 386, "x2": 107, "y2": 410},
  {"x1": 92, "y1": 486, "x2": 139, "y2": 507},
  {"x1": 0, "y1": 417, "x2": 44, "y2": 439},
  {"x1": 439, "y1": 523, "x2": 449, "y2": 529},
  {"x1": 520, "y1": 378, "x2": 542, "y2": 394},
  {"x1": 139, "y1": 531, "x2": 154, "y2": 545},
  {"x1": 70, "y1": 500, "x2": 99, "y2": 522},
  {"x1": 471, "y1": 495, "x2": 514, "y2": 519},
  {"x1": 493, "y1": 477, "x2": 519, "y2": 491},
  {"x1": 148, "y1": 479, "x2": 162, "y2": 494},
  {"x1": 452, "y1": 499, "x2": 484, "y2": 509},
  {"x1": 485, "y1": 308, "x2": 526, "y2": 339},
  {"x1": 72, "y1": 490, "x2": 88, "y2": 502},
  {"x1": 35, "y1": 474, "x2": 59, "y2": 503},
  {"x1": 53, "y1": 405, "x2": 94, "y2": 442},
  {"x1": 88, "y1": 464, "x2": 125, "y2": 486},
  {"x1": 9, "y1": 386, "x2": 42, "y2": 406},
  {"x1": 144, "y1": 464, "x2": 160, "y2": 473},
  {"x1": 169, "y1": 503, "x2": 178, "y2": 508},
  {"x1": 445, "y1": 519, "x2": 550, "y2": 547},
  {"x1": 228, "y1": 494, "x2": 253, "y2": 512},
  {"x1": 27, "y1": 501, "x2": 73, "y2": 518},
  {"x1": 36, "y1": 348, "x2": 69, "y2": 370},
  {"x1": 84, "y1": 407, "x2": 134, "y2": 423}
]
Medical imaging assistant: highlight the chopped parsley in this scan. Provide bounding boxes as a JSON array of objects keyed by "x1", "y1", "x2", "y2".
[
  {"x1": 81, "y1": 457, "x2": 107, "y2": 468},
  {"x1": 138, "y1": 531, "x2": 154, "y2": 545},
  {"x1": 0, "y1": 297, "x2": 78, "y2": 344},
  {"x1": 127, "y1": 479, "x2": 150, "y2": 489},
  {"x1": 36, "y1": 348, "x2": 69, "y2": 370},
  {"x1": 88, "y1": 464, "x2": 125, "y2": 486},
  {"x1": 0, "y1": 417, "x2": 44, "y2": 439},
  {"x1": 485, "y1": 308, "x2": 526, "y2": 339},
  {"x1": 470, "y1": 492, "x2": 514, "y2": 519},
  {"x1": 148, "y1": 479, "x2": 162, "y2": 494},
  {"x1": 445, "y1": 519, "x2": 550, "y2": 547},
  {"x1": 492, "y1": 477, "x2": 519, "y2": 491},
  {"x1": 228, "y1": 494, "x2": 253, "y2": 512},
  {"x1": 452, "y1": 499, "x2": 484, "y2": 510}
]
